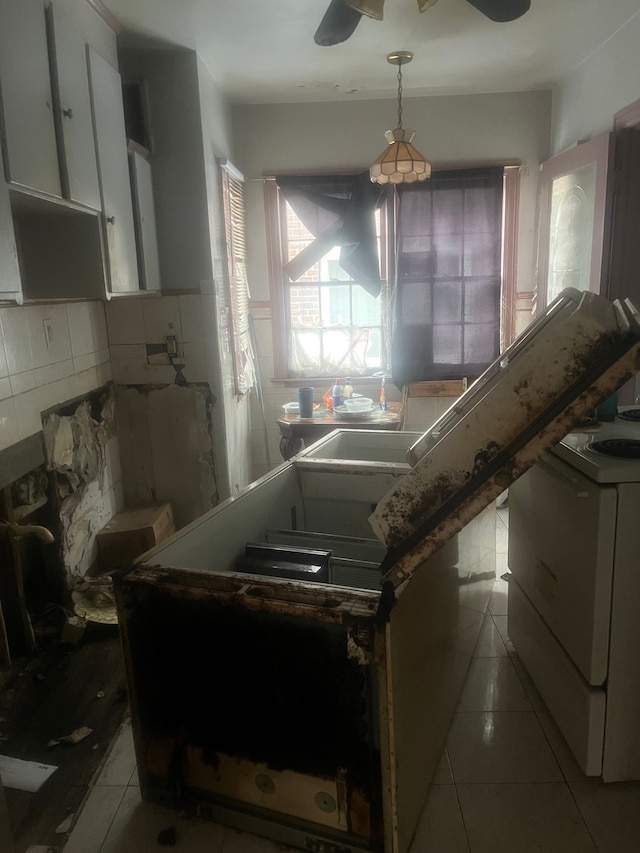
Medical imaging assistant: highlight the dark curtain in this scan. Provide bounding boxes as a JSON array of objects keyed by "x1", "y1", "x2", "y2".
[
  {"x1": 392, "y1": 167, "x2": 504, "y2": 387},
  {"x1": 276, "y1": 172, "x2": 387, "y2": 298}
]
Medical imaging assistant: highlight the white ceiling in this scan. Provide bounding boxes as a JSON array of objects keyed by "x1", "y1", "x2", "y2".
[{"x1": 101, "y1": 0, "x2": 640, "y2": 105}]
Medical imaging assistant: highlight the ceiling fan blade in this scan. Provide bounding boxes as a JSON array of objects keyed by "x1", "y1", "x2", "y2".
[
  {"x1": 314, "y1": 0, "x2": 363, "y2": 46},
  {"x1": 465, "y1": 0, "x2": 530, "y2": 22}
]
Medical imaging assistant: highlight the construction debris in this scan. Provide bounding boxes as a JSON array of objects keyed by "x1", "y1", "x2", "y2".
[{"x1": 47, "y1": 727, "x2": 93, "y2": 748}]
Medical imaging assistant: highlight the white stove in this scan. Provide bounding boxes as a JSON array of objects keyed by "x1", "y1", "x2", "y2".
[
  {"x1": 552, "y1": 406, "x2": 640, "y2": 483},
  {"x1": 509, "y1": 403, "x2": 640, "y2": 782}
]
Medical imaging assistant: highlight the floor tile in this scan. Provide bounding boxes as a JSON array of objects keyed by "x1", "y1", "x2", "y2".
[
  {"x1": 458, "y1": 578, "x2": 494, "y2": 614},
  {"x1": 63, "y1": 785, "x2": 126, "y2": 853},
  {"x1": 409, "y1": 785, "x2": 470, "y2": 853},
  {"x1": 456, "y1": 658, "x2": 532, "y2": 712},
  {"x1": 569, "y1": 779, "x2": 640, "y2": 853},
  {"x1": 473, "y1": 615, "x2": 508, "y2": 657},
  {"x1": 95, "y1": 719, "x2": 136, "y2": 786},
  {"x1": 536, "y1": 710, "x2": 589, "y2": 782},
  {"x1": 457, "y1": 783, "x2": 596, "y2": 853},
  {"x1": 495, "y1": 517, "x2": 508, "y2": 554},
  {"x1": 99, "y1": 786, "x2": 226, "y2": 853},
  {"x1": 510, "y1": 653, "x2": 547, "y2": 710},
  {"x1": 433, "y1": 748, "x2": 454, "y2": 784},
  {"x1": 222, "y1": 825, "x2": 294, "y2": 852},
  {"x1": 487, "y1": 580, "x2": 509, "y2": 615},
  {"x1": 490, "y1": 614, "x2": 517, "y2": 655},
  {"x1": 446, "y1": 711, "x2": 563, "y2": 783}
]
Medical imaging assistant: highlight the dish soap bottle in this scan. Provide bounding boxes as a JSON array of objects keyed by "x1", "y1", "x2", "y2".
[
  {"x1": 343, "y1": 377, "x2": 353, "y2": 399},
  {"x1": 379, "y1": 375, "x2": 387, "y2": 410},
  {"x1": 332, "y1": 378, "x2": 344, "y2": 410}
]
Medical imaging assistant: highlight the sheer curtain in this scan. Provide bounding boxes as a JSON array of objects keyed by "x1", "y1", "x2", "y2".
[{"x1": 392, "y1": 167, "x2": 503, "y2": 386}]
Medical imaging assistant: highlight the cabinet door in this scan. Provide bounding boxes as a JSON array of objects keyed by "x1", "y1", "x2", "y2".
[
  {"x1": 129, "y1": 150, "x2": 161, "y2": 291},
  {"x1": 46, "y1": 3, "x2": 101, "y2": 210},
  {"x1": 0, "y1": 0, "x2": 61, "y2": 196},
  {"x1": 87, "y1": 47, "x2": 139, "y2": 293},
  {"x1": 0, "y1": 156, "x2": 21, "y2": 302}
]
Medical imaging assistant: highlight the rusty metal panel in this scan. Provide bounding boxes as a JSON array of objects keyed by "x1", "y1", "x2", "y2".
[{"x1": 372, "y1": 293, "x2": 640, "y2": 588}]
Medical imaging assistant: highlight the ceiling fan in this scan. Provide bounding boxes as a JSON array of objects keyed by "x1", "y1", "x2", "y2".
[{"x1": 314, "y1": 0, "x2": 531, "y2": 46}]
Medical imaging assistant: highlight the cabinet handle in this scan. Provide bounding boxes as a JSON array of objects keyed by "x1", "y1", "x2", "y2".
[
  {"x1": 63, "y1": 108, "x2": 74, "y2": 119},
  {"x1": 106, "y1": 216, "x2": 115, "y2": 225}
]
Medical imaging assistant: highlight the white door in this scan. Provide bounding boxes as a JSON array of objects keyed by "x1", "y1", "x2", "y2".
[
  {"x1": 87, "y1": 47, "x2": 139, "y2": 293},
  {"x1": 47, "y1": 4, "x2": 101, "y2": 210},
  {"x1": 0, "y1": 0, "x2": 61, "y2": 196},
  {"x1": 536, "y1": 133, "x2": 613, "y2": 311}
]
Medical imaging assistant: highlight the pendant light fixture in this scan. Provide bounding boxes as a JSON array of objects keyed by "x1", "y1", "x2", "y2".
[{"x1": 369, "y1": 51, "x2": 431, "y2": 185}]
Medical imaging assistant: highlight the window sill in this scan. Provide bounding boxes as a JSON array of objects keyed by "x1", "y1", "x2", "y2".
[{"x1": 270, "y1": 376, "x2": 387, "y2": 389}]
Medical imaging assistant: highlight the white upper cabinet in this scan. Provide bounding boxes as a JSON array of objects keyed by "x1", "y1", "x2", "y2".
[
  {"x1": 0, "y1": 0, "x2": 61, "y2": 196},
  {"x1": 129, "y1": 148, "x2": 161, "y2": 291},
  {"x1": 87, "y1": 47, "x2": 139, "y2": 293},
  {"x1": 46, "y1": 2, "x2": 101, "y2": 210},
  {"x1": 0, "y1": 148, "x2": 21, "y2": 301}
]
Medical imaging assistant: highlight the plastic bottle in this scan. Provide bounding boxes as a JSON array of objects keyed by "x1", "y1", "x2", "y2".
[
  {"x1": 379, "y1": 375, "x2": 387, "y2": 410},
  {"x1": 332, "y1": 378, "x2": 344, "y2": 410},
  {"x1": 343, "y1": 377, "x2": 353, "y2": 399}
]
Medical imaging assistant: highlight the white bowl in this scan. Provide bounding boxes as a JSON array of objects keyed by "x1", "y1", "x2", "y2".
[
  {"x1": 343, "y1": 396, "x2": 373, "y2": 412},
  {"x1": 282, "y1": 402, "x2": 299, "y2": 414}
]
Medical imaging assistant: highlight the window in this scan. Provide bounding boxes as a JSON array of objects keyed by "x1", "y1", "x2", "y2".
[
  {"x1": 266, "y1": 167, "x2": 518, "y2": 383},
  {"x1": 392, "y1": 167, "x2": 504, "y2": 385}
]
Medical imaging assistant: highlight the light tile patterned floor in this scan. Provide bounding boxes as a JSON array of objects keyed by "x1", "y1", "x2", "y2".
[{"x1": 59, "y1": 506, "x2": 640, "y2": 853}]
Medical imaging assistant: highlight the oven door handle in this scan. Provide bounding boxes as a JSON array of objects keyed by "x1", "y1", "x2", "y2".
[{"x1": 539, "y1": 456, "x2": 590, "y2": 498}]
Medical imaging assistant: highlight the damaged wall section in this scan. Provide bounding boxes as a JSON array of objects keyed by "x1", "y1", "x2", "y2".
[
  {"x1": 43, "y1": 387, "x2": 123, "y2": 582},
  {"x1": 115, "y1": 385, "x2": 218, "y2": 529}
]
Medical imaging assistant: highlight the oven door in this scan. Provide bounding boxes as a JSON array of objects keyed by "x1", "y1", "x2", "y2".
[{"x1": 508, "y1": 452, "x2": 617, "y2": 686}]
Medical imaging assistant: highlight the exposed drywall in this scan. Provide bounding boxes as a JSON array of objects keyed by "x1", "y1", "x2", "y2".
[
  {"x1": 43, "y1": 387, "x2": 123, "y2": 580},
  {"x1": 115, "y1": 384, "x2": 218, "y2": 528}
]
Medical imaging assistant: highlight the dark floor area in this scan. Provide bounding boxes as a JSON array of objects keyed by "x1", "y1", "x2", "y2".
[{"x1": 1, "y1": 623, "x2": 127, "y2": 852}]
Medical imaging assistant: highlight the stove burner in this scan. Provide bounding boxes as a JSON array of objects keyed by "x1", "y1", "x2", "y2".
[
  {"x1": 617, "y1": 408, "x2": 640, "y2": 422},
  {"x1": 588, "y1": 439, "x2": 640, "y2": 459}
]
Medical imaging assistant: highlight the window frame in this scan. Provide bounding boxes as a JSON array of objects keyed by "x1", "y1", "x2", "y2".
[{"x1": 265, "y1": 167, "x2": 520, "y2": 382}]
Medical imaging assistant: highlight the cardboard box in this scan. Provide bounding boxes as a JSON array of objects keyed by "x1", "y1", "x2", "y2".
[{"x1": 97, "y1": 503, "x2": 175, "y2": 571}]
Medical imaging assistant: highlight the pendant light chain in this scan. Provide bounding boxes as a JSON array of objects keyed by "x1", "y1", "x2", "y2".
[{"x1": 397, "y1": 62, "x2": 404, "y2": 130}]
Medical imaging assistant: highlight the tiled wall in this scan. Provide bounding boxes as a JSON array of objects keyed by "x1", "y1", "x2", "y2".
[
  {"x1": 106, "y1": 294, "x2": 211, "y2": 385},
  {"x1": 105, "y1": 292, "x2": 253, "y2": 503},
  {"x1": 0, "y1": 300, "x2": 111, "y2": 451}
]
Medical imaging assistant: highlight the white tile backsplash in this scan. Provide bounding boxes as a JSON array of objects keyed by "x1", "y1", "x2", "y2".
[
  {"x1": 182, "y1": 341, "x2": 209, "y2": 382},
  {"x1": 0, "y1": 330, "x2": 8, "y2": 380},
  {"x1": 0, "y1": 397, "x2": 18, "y2": 451},
  {"x1": 105, "y1": 297, "x2": 146, "y2": 346},
  {"x1": 1, "y1": 307, "x2": 34, "y2": 374},
  {"x1": 141, "y1": 295, "x2": 181, "y2": 343},
  {"x1": 179, "y1": 295, "x2": 207, "y2": 342},
  {"x1": 67, "y1": 301, "x2": 108, "y2": 356},
  {"x1": 28, "y1": 304, "x2": 72, "y2": 369},
  {"x1": 34, "y1": 358, "x2": 75, "y2": 388},
  {"x1": 13, "y1": 389, "x2": 42, "y2": 438},
  {"x1": 73, "y1": 348, "x2": 111, "y2": 374},
  {"x1": 9, "y1": 370, "x2": 36, "y2": 396}
]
